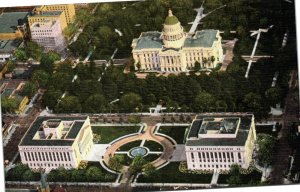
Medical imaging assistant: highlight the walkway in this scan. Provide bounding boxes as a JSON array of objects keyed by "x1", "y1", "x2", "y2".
[
  {"x1": 220, "y1": 38, "x2": 238, "y2": 71},
  {"x1": 102, "y1": 124, "x2": 176, "y2": 182},
  {"x1": 103, "y1": 125, "x2": 175, "y2": 167}
]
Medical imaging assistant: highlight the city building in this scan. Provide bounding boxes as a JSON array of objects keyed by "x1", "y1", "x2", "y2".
[
  {"x1": 28, "y1": 11, "x2": 67, "y2": 31},
  {"x1": 35, "y1": 4, "x2": 76, "y2": 24},
  {"x1": 0, "y1": 11, "x2": 28, "y2": 62},
  {"x1": 185, "y1": 113, "x2": 256, "y2": 171},
  {"x1": 18, "y1": 116, "x2": 94, "y2": 172},
  {"x1": 131, "y1": 9, "x2": 223, "y2": 72},
  {"x1": 0, "y1": 39, "x2": 23, "y2": 62},
  {"x1": 0, "y1": 11, "x2": 29, "y2": 40},
  {"x1": 30, "y1": 19, "x2": 66, "y2": 52},
  {"x1": 0, "y1": 80, "x2": 29, "y2": 114}
]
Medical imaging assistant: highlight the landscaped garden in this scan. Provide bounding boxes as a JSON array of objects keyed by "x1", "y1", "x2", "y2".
[
  {"x1": 5, "y1": 164, "x2": 41, "y2": 181},
  {"x1": 143, "y1": 140, "x2": 163, "y2": 151},
  {"x1": 117, "y1": 140, "x2": 142, "y2": 151},
  {"x1": 47, "y1": 161, "x2": 117, "y2": 182},
  {"x1": 137, "y1": 162, "x2": 213, "y2": 183},
  {"x1": 92, "y1": 125, "x2": 141, "y2": 144},
  {"x1": 157, "y1": 126, "x2": 189, "y2": 144},
  {"x1": 218, "y1": 169, "x2": 262, "y2": 185}
]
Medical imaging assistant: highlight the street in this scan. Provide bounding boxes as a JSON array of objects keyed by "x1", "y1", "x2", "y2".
[{"x1": 270, "y1": 69, "x2": 298, "y2": 184}]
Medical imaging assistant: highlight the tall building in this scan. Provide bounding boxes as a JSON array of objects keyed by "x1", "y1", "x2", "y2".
[
  {"x1": 35, "y1": 4, "x2": 76, "y2": 24},
  {"x1": 30, "y1": 19, "x2": 66, "y2": 52},
  {"x1": 18, "y1": 116, "x2": 94, "y2": 172},
  {"x1": 185, "y1": 113, "x2": 256, "y2": 171},
  {"x1": 131, "y1": 9, "x2": 223, "y2": 72},
  {"x1": 28, "y1": 11, "x2": 67, "y2": 31}
]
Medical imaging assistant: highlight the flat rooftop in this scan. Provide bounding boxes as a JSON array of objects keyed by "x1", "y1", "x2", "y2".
[
  {"x1": 30, "y1": 11, "x2": 63, "y2": 17},
  {"x1": 186, "y1": 113, "x2": 253, "y2": 147},
  {"x1": 0, "y1": 11, "x2": 29, "y2": 33},
  {"x1": 134, "y1": 31, "x2": 163, "y2": 50},
  {"x1": 19, "y1": 116, "x2": 88, "y2": 146},
  {"x1": 199, "y1": 117, "x2": 240, "y2": 135},
  {"x1": 184, "y1": 30, "x2": 218, "y2": 48},
  {"x1": 0, "y1": 39, "x2": 22, "y2": 54}
]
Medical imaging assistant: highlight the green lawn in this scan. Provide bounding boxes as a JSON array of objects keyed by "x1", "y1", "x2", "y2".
[
  {"x1": 92, "y1": 126, "x2": 141, "y2": 144},
  {"x1": 137, "y1": 162, "x2": 212, "y2": 183},
  {"x1": 217, "y1": 169, "x2": 262, "y2": 184},
  {"x1": 113, "y1": 153, "x2": 161, "y2": 166},
  {"x1": 117, "y1": 140, "x2": 142, "y2": 151},
  {"x1": 157, "y1": 126, "x2": 188, "y2": 144},
  {"x1": 144, "y1": 154, "x2": 161, "y2": 162},
  {"x1": 143, "y1": 140, "x2": 163, "y2": 151}
]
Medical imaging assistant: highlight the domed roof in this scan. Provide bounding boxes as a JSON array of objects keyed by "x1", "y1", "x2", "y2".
[{"x1": 165, "y1": 9, "x2": 179, "y2": 25}]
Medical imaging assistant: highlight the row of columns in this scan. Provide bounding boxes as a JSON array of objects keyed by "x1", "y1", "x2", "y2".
[
  {"x1": 187, "y1": 151, "x2": 245, "y2": 170},
  {"x1": 21, "y1": 150, "x2": 73, "y2": 163}
]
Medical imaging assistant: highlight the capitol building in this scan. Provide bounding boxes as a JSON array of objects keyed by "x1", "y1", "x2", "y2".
[{"x1": 131, "y1": 9, "x2": 224, "y2": 72}]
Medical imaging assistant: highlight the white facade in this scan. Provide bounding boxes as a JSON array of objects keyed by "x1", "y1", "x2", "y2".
[
  {"x1": 132, "y1": 10, "x2": 223, "y2": 72},
  {"x1": 30, "y1": 19, "x2": 65, "y2": 52},
  {"x1": 185, "y1": 114, "x2": 256, "y2": 171},
  {"x1": 19, "y1": 116, "x2": 93, "y2": 172}
]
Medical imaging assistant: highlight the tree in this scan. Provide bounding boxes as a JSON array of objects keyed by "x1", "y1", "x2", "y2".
[
  {"x1": 108, "y1": 155, "x2": 124, "y2": 171},
  {"x1": 142, "y1": 163, "x2": 156, "y2": 177},
  {"x1": 129, "y1": 155, "x2": 147, "y2": 175},
  {"x1": 194, "y1": 61, "x2": 201, "y2": 71},
  {"x1": 1, "y1": 97, "x2": 17, "y2": 113},
  {"x1": 71, "y1": 169, "x2": 86, "y2": 182},
  {"x1": 83, "y1": 94, "x2": 107, "y2": 113},
  {"x1": 63, "y1": 23, "x2": 78, "y2": 38},
  {"x1": 22, "y1": 170, "x2": 38, "y2": 181},
  {"x1": 21, "y1": 82, "x2": 37, "y2": 98},
  {"x1": 31, "y1": 70, "x2": 50, "y2": 88},
  {"x1": 256, "y1": 133, "x2": 276, "y2": 166},
  {"x1": 243, "y1": 92, "x2": 262, "y2": 112},
  {"x1": 120, "y1": 92, "x2": 142, "y2": 112},
  {"x1": 24, "y1": 41, "x2": 43, "y2": 60},
  {"x1": 6, "y1": 164, "x2": 30, "y2": 181},
  {"x1": 86, "y1": 166, "x2": 103, "y2": 182},
  {"x1": 14, "y1": 48, "x2": 27, "y2": 61},
  {"x1": 42, "y1": 86, "x2": 62, "y2": 110},
  {"x1": 227, "y1": 164, "x2": 242, "y2": 186},
  {"x1": 265, "y1": 87, "x2": 283, "y2": 107},
  {"x1": 57, "y1": 96, "x2": 82, "y2": 113},
  {"x1": 194, "y1": 91, "x2": 216, "y2": 112},
  {"x1": 40, "y1": 51, "x2": 61, "y2": 73}
]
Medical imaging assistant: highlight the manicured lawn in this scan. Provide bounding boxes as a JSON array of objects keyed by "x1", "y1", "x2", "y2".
[
  {"x1": 144, "y1": 154, "x2": 161, "y2": 162},
  {"x1": 92, "y1": 126, "x2": 141, "y2": 144},
  {"x1": 137, "y1": 162, "x2": 212, "y2": 183},
  {"x1": 113, "y1": 153, "x2": 161, "y2": 166},
  {"x1": 117, "y1": 140, "x2": 142, "y2": 151},
  {"x1": 143, "y1": 140, "x2": 163, "y2": 151},
  {"x1": 157, "y1": 126, "x2": 188, "y2": 144},
  {"x1": 217, "y1": 170, "x2": 262, "y2": 184}
]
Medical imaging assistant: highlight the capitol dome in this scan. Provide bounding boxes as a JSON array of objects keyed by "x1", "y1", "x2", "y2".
[
  {"x1": 164, "y1": 9, "x2": 179, "y2": 25},
  {"x1": 162, "y1": 9, "x2": 186, "y2": 49}
]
